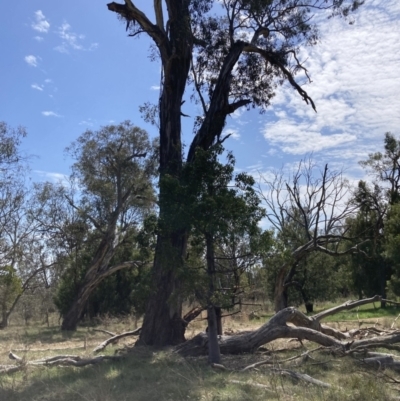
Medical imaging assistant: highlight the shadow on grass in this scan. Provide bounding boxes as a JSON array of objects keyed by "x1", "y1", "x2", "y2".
[
  {"x1": 0, "y1": 346, "x2": 396, "y2": 401},
  {"x1": 0, "y1": 325, "x2": 93, "y2": 348},
  {"x1": 0, "y1": 347, "x2": 223, "y2": 401}
]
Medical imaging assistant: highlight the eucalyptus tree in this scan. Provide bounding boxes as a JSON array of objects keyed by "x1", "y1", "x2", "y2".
[
  {"x1": 58, "y1": 121, "x2": 157, "y2": 331},
  {"x1": 107, "y1": 0, "x2": 364, "y2": 345}
]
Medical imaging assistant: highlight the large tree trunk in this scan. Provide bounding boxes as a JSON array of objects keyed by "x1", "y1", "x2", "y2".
[
  {"x1": 138, "y1": 4, "x2": 193, "y2": 347},
  {"x1": 137, "y1": 233, "x2": 187, "y2": 346}
]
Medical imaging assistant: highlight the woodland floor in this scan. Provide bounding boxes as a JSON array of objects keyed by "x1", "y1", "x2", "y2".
[{"x1": 1, "y1": 301, "x2": 400, "y2": 401}]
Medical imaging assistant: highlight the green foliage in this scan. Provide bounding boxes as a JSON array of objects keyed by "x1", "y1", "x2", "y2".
[
  {"x1": 384, "y1": 203, "x2": 400, "y2": 295},
  {"x1": 344, "y1": 203, "x2": 390, "y2": 299},
  {"x1": 180, "y1": 145, "x2": 268, "y2": 310},
  {"x1": 346, "y1": 133, "x2": 400, "y2": 300},
  {"x1": 0, "y1": 266, "x2": 22, "y2": 314},
  {"x1": 54, "y1": 227, "x2": 154, "y2": 319},
  {"x1": 65, "y1": 120, "x2": 157, "y2": 219},
  {"x1": 0, "y1": 121, "x2": 27, "y2": 169}
]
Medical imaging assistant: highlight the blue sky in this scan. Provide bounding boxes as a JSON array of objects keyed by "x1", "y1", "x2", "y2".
[{"x1": 1, "y1": 1, "x2": 400, "y2": 186}]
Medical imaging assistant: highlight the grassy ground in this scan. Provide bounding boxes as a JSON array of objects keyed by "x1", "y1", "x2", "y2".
[{"x1": 0, "y1": 303, "x2": 400, "y2": 401}]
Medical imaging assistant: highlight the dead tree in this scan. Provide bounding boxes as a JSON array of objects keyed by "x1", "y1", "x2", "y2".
[{"x1": 257, "y1": 159, "x2": 363, "y2": 312}]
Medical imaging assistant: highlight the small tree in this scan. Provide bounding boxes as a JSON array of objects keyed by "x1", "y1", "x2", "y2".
[
  {"x1": 183, "y1": 145, "x2": 266, "y2": 363},
  {"x1": 0, "y1": 266, "x2": 22, "y2": 326}
]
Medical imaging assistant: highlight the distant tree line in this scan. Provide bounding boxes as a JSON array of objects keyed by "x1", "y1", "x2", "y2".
[{"x1": 1, "y1": 119, "x2": 399, "y2": 327}]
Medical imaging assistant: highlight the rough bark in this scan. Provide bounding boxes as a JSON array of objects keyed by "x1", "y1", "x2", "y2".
[{"x1": 137, "y1": 233, "x2": 187, "y2": 346}]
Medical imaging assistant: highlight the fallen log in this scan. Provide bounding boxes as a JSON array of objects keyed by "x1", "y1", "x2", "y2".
[
  {"x1": 274, "y1": 368, "x2": 331, "y2": 388},
  {"x1": 175, "y1": 299, "x2": 400, "y2": 357},
  {"x1": 363, "y1": 356, "x2": 394, "y2": 368},
  {"x1": 175, "y1": 308, "x2": 344, "y2": 357}
]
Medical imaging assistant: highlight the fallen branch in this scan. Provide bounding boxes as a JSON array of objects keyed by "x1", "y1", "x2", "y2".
[
  {"x1": 92, "y1": 328, "x2": 117, "y2": 337},
  {"x1": 229, "y1": 380, "x2": 275, "y2": 393},
  {"x1": 312, "y1": 295, "x2": 382, "y2": 321},
  {"x1": 175, "y1": 298, "x2": 400, "y2": 358},
  {"x1": 0, "y1": 352, "x2": 123, "y2": 374},
  {"x1": 0, "y1": 364, "x2": 20, "y2": 374},
  {"x1": 273, "y1": 368, "x2": 331, "y2": 388},
  {"x1": 348, "y1": 343, "x2": 400, "y2": 354},
  {"x1": 382, "y1": 299, "x2": 400, "y2": 307},
  {"x1": 240, "y1": 358, "x2": 273, "y2": 371},
  {"x1": 93, "y1": 327, "x2": 141, "y2": 353},
  {"x1": 175, "y1": 307, "x2": 344, "y2": 357}
]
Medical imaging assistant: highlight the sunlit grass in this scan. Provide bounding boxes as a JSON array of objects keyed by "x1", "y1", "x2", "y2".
[{"x1": 0, "y1": 301, "x2": 399, "y2": 401}]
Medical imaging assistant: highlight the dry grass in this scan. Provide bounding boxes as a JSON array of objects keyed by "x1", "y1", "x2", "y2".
[{"x1": 0, "y1": 309, "x2": 399, "y2": 401}]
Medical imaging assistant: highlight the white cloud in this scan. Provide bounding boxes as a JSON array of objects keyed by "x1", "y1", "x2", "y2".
[
  {"x1": 44, "y1": 79, "x2": 52, "y2": 83},
  {"x1": 42, "y1": 111, "x2": 61, "y2": 117},
  {"x1": 54, "y1": 44, "x2": 69, "y2": 54},
  {"x1": 150, "y1": 85, "x2": 160, "y2": 90},
  {"x1": 31, "y1": 84, "x2": 43, "y2": 91},
  {"x1": 32, "y1": 10, "x2": 50, "y2": 33},
  {"x1": 261, "y1": 0, "x2": 400, "y2": 169},
  {"x1": 34, "y1": 170, "x2": 69, "y2": 185},
  {"x1": 34, "y1": 36, "x2": 44, "y2": 42},
  {"x1": 24, "y1": 55, "x2": 38, "y2": 67},
  {"x1": 79, "y1": 119, "x2": 94, "y2": 126},
  {"x1": 55, "y1": 22, "x2": 98, "y2": 53}
]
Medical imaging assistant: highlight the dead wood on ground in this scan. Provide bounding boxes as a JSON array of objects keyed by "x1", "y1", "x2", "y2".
[
  {"x1": 92, "y1": 327, "x2": 141, "y2": 353},
  {"x1": 0, "y1": 352, "x2": 123, "y2": 374},
  {"x1": 174, "y1": 296, "x2": 400, "y2": 358}
]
